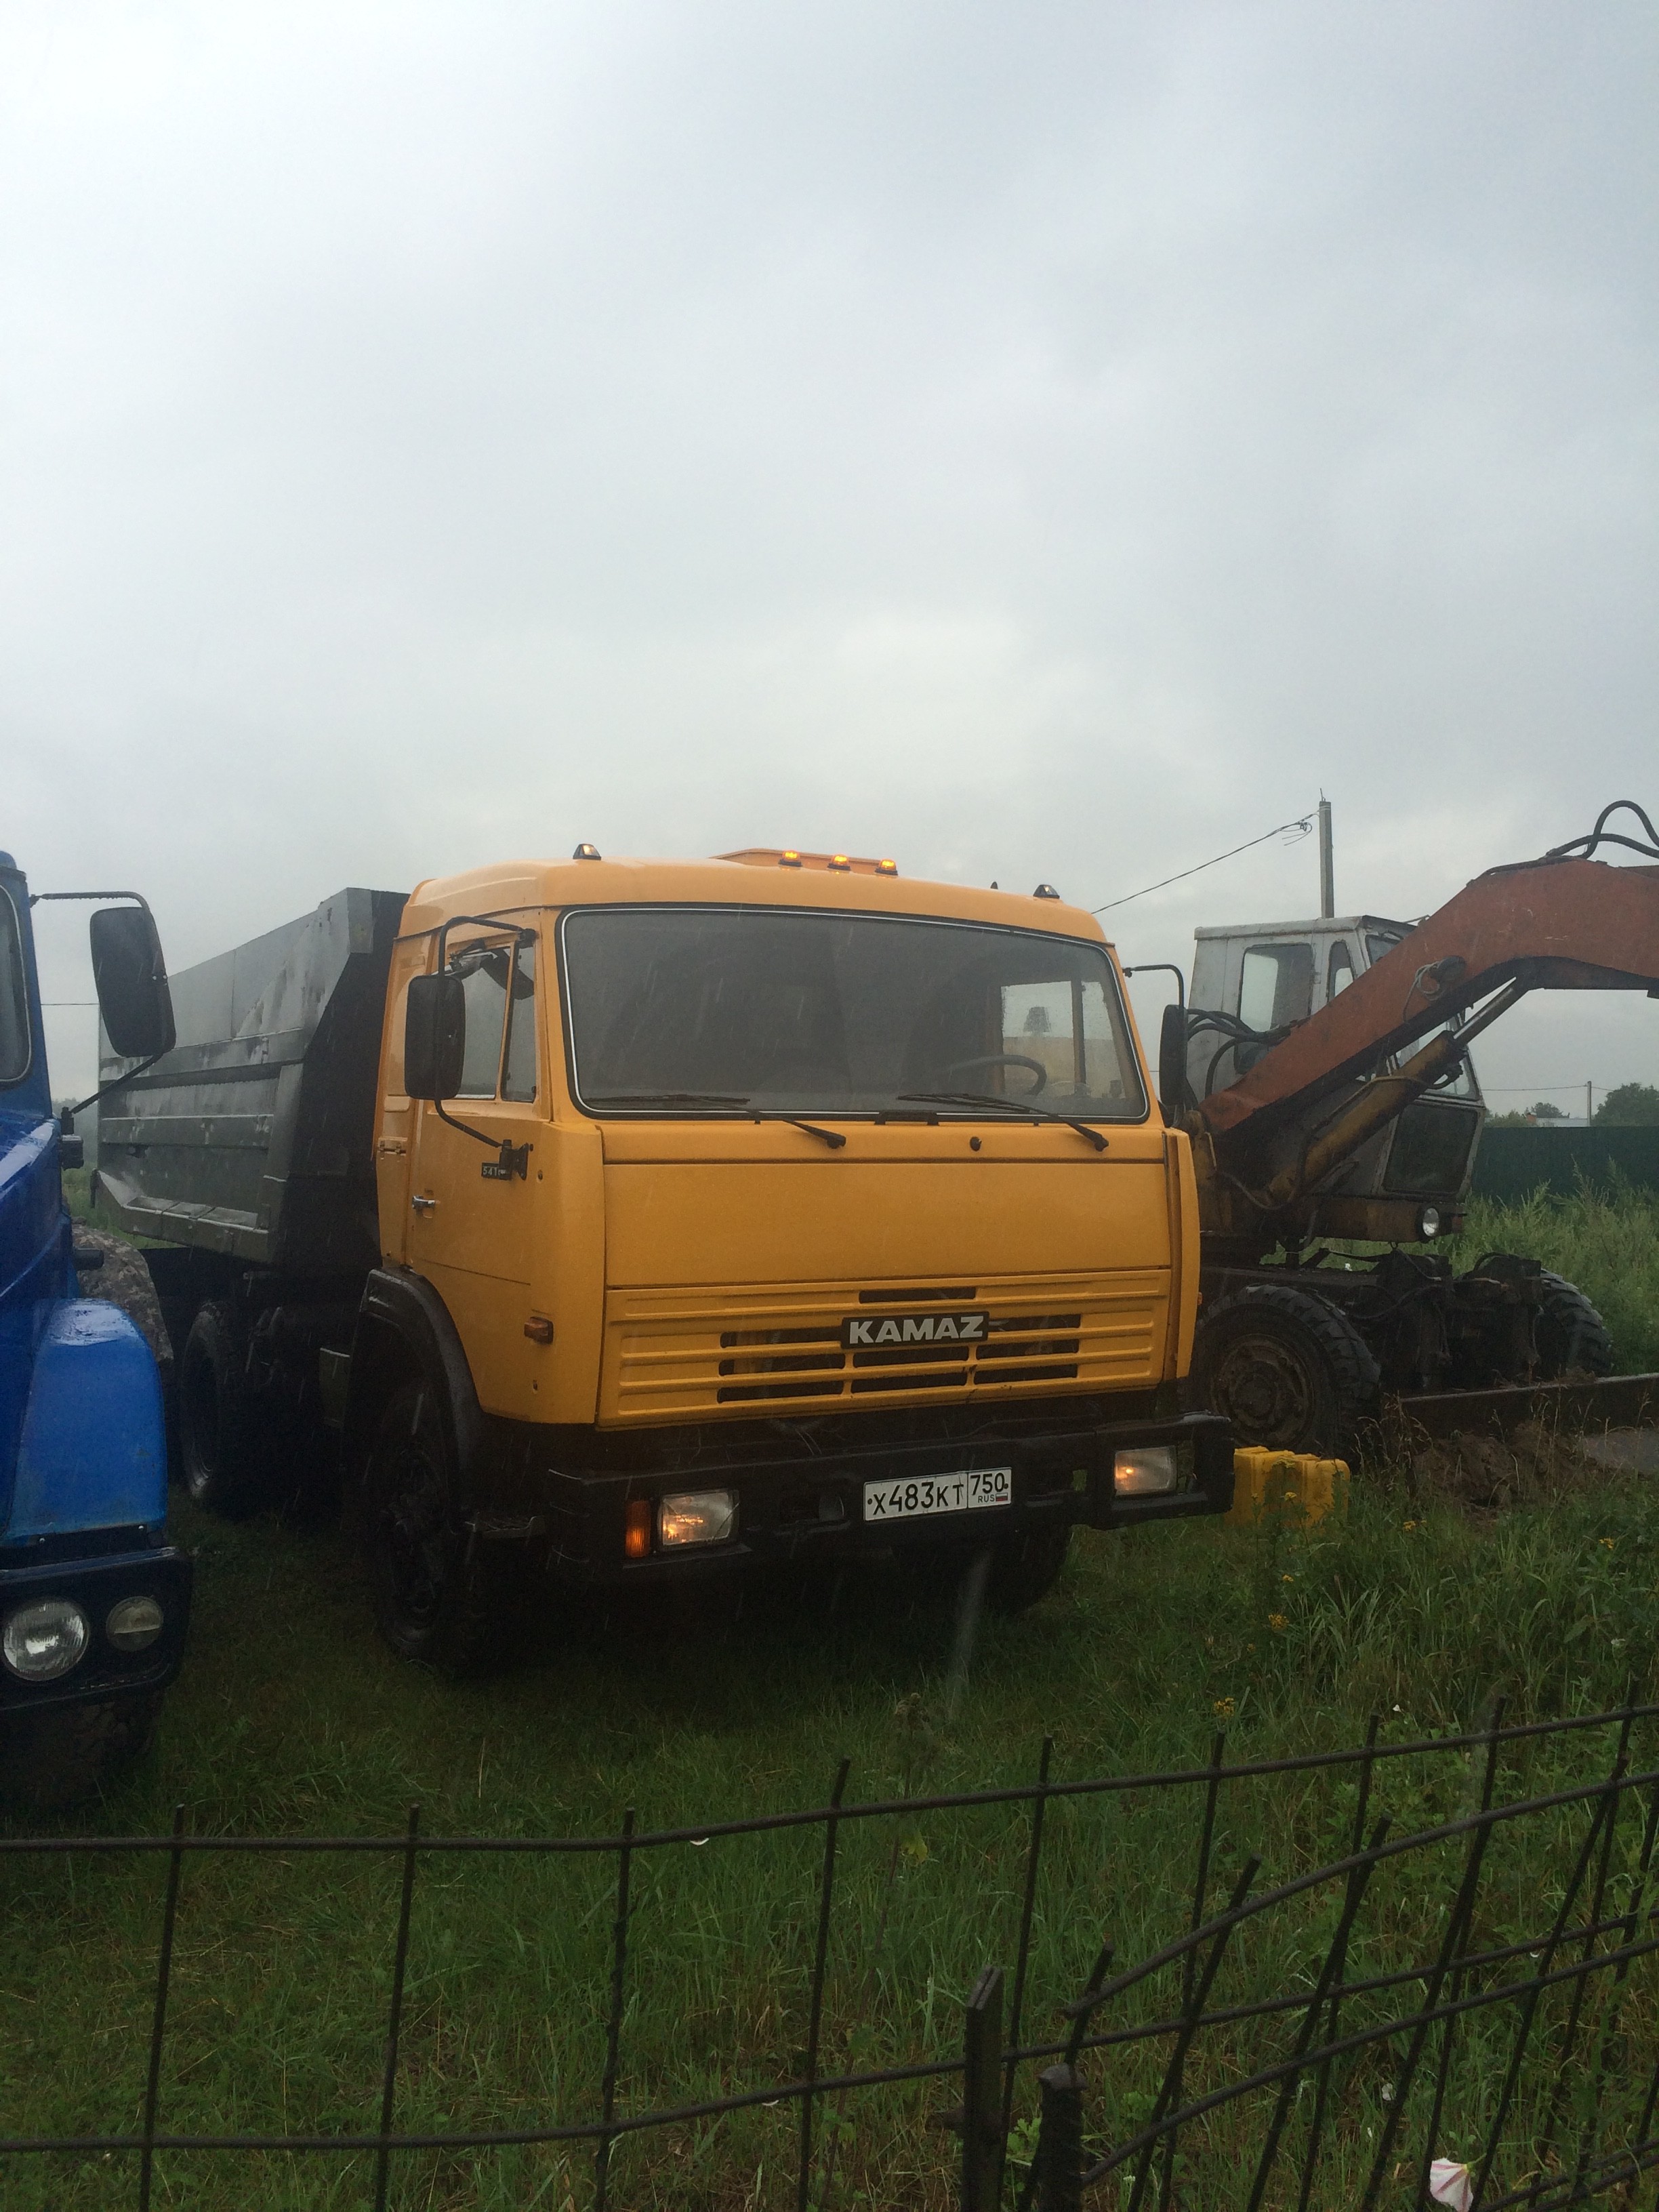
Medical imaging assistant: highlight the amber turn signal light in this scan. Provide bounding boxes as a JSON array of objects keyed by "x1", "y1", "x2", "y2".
[
  {"x1": 829, "y1": 853, "x2": 852, "y2": 872},
  {"x1": 876, "y1": 857, "x2": 897, "y2": 874},
  {"x1": 623, "y1": 1500, "x2": 652, "y2": 1559},
  {"x1": 779, "y1": 850, "x2": 803, "y2": 867}
]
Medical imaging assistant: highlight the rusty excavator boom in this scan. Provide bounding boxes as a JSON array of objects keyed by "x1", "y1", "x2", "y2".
[{"x1": 1153, "y1": 802, "x2": 1659, "y2": 1454}]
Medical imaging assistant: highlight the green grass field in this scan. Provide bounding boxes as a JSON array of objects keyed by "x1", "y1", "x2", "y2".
[{"x1": 1, "y1": 1185, "x2": 1653, "y2": 2208}]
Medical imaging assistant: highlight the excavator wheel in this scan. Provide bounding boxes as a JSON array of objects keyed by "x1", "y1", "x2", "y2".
[
  {"x1": 1534, "y1": 1272, "x2": 1616, "y2": 1379},
  {"x1": 1189, "y1": 1284, "x2": 1380, "y2": 1458}
]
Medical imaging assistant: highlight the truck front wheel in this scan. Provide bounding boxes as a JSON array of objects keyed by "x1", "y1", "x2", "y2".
[
  {"x1": 1190, "y1": 1284, "x2": 1380, "y2": 1457},
  {"x1": 178, "y1": 1302, "x2": 266, "y2": 1517},
  {"x1": 363, "y1": 1383, "x2": 511, "y2": 1676}
]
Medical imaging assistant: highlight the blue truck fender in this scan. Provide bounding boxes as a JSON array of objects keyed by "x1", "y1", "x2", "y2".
[{"x1": 5, "y1": 1301, "x2": 167, "y2": 1540}]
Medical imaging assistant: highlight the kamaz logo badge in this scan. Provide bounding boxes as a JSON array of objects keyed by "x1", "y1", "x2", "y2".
[{"x1": 841, "y1": 1311, "x2": 988, "y2": 1349}]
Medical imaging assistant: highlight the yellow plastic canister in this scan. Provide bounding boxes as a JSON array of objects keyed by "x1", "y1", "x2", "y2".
[{"x1": 1226, "y1": 1448, "x2": 1350, "y2": 1529}]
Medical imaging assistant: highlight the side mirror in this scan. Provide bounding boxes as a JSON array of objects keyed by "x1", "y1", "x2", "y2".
[
  {"x1": 404, "y1": 972, "x2": 466, "y2": 1100},
  {"x1": 1158, "y1": 1002, "x2": 1189, "y2": 1122},
  {"x1": 90, "y1": 905, "x2": 176, "y2": 1061}
]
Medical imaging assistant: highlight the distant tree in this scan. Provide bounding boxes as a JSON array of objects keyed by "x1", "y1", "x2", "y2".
[
  {"x1": 1528, "y1": 1101, "x2": 1568, "y2": 1121},
  {"x1": 1594, "y1": 1082, "x2": 1659, "y2": 1126}
]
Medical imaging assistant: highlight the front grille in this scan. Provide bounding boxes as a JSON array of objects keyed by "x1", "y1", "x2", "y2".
[{"x1": 602, "y1": 1275, "x2": 1162, "y2": 1424}]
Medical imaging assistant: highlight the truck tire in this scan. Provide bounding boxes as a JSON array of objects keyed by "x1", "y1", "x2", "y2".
[
  {"x1": 362, "y1": 1382, "x2": 512, "y2": 1676},
  {"x1": 1189, "y1": 1284, "x2": 1380, "y2": 1457},
  {"x1": 1535, "y1": 1273, "x2": 1616, "y2": 1379},
  {"x1": 987, "y1": 1525, "x2": 1073, "y2": 1615},
  {"x1": 72, "y1": 1229, "x2": 174, "y2": 1380},
  {"x1": 178, "y1": 1302, "x2": 267, "y2": 1517},
  {"x1": 0, "y1": 1692, "x2": 162, "y2": 1815},
  {"x1": 905, "y1": 1526, "x2": 1073, "y2": 1616}
]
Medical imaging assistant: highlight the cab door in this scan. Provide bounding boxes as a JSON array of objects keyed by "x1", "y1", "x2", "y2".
[{"x1": 407, "y1": 931, "x2": 545, "y2": 1417}]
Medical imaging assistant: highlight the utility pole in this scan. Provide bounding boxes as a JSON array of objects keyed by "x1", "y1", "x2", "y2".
[
  {"x1": 1586, "y1": 1080, "x2": 1593, "y2": 1126},
  {"x1": 1317, "y1": 797, "x2": 1334, "y2": 919}
]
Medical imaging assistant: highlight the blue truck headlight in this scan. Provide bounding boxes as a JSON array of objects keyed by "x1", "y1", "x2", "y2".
[
  {"x1": 3, "y1": 1597, "x2": 91, "y2": 1682},
  {"x1": 106, "y1": 1595, "x2": 165, "y2": 1653},
  {"x1": 659, "y1": 1490, "x2": 737, "y2": 1547}
]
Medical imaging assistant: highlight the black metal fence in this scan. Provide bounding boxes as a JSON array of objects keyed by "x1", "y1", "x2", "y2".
[{"x1": 5, "y1": 1703, "x2": 1659, "y2": 2209}]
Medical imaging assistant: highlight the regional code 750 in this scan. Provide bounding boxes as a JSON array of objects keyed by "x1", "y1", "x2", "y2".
[{"x1": 861, "y1": 1467, "x2": 1013, "y2": 1523}]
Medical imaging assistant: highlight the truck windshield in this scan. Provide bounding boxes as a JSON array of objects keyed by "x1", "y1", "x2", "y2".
[
  {"x1": 560, "y1": 905, "x2": 1146, "y2": 1120},
  {"x1": 0, "y1": 888, "x2": 30, "y2": 1086}
]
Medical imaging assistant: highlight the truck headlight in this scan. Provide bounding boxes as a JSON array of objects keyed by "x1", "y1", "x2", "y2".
[
  {"x1": 658, "y1": 1491, "x2": 737, "y2": 1547},
  {"x1": 1418, "y1": 1205, "x2": 1442, "y2": 1240},
  {"x1": 1113, "y1": 1448, "x2": 1179, "y2": 1496},
  {"x1": 106, "y1": 1595, "x2": 165, "y2": 1653},
  {"x1": 3, "y1": 1598, "x2": 91, "y2": 1683}
]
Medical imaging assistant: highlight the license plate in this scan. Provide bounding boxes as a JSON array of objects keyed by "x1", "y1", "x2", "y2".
[{"x1": 862, "y1": 1467, "x2": 1012, "y2": 1523}]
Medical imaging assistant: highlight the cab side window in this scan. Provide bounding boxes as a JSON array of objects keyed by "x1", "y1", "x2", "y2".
[
  {"x1": 1327, "y1": 941, "x2": 1355, "y2": 1001},
  {"x1": 453, "y1": 947, "x2": 511, "y2": 1097},
  {"x1": 448, "y1": 937, "x2": 537, "y2": 1101},
  {"x1": 501, "y1": 943, "x2": 537, "y2": 1102},
  {"x1": 1239, "y1": 942, "x2": 1313, "y2": 1032}
]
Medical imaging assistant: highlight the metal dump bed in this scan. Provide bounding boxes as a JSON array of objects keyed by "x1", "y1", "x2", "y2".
[{"x1": 97, "y1": 888, "x2": 407, "y2": 1273}]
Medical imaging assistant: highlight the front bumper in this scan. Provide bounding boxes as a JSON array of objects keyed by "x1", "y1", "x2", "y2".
[
  {"x1": 532, "y1": 1410, "x2": 1234, "y2": 1585},
  {"x1": 0, "y1": 1544, "x2": 193, "y2": 1716}
]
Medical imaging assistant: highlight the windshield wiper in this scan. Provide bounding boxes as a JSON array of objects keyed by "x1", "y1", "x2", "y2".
[
  {"x1": 584, "y1": 1091, "x2": 846, "y2": 1149},
  {"x1": 585, "y1": 1090, "x2": 752, "y2": 1107},
  {"x1": 751, "y1": 1113, "x2": 846, "y2": 1150},
  {"x1": 898, "y1": 1091, "x2": 1109, "y2": 1153}
]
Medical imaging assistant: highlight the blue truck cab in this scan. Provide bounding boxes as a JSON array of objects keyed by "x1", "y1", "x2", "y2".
[{"x1": 0, "y1": 853, "x2": 190, "y2": 1807}]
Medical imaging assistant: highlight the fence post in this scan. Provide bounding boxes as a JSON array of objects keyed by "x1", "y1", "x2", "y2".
[
  {"x1": 1033, "y1": 2063, "x2": 1083, "y2": 2212},
  {"x1": 958, "y1": 1965, "x2": 1004, "y2": 2212},
  {"x1": 138, "y1": 1803, "x2": 186, "y2": 2212}
]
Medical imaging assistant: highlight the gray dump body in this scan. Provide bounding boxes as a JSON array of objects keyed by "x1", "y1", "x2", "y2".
[{"x1": 98, "y1": 888, "x2": 407, "y2": 1275}]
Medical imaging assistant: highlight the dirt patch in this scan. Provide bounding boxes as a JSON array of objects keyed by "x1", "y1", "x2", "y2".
[{"x1": 1408, "y1": 1418, "x2": 1628, "y2": 1516}]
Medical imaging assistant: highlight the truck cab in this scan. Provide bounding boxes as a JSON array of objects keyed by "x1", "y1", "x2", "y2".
[
  {"x1": 1187, "y1": 912, "x2": 1484, "y2": 1246},
  {"x1": 0, "y1": 855, "x2": 190, "y2": 1806}
]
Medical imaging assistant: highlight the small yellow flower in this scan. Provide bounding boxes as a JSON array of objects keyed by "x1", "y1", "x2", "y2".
[
  {"x1": 1268, "y1": 1614, "x2": 1288, "y2": 1633},
  {"x1": 1600, "y1": 1538, "x2": 1616, "y2": 1551},
  {"x1": 1213, "y1": 1697, "x2": 1236, "y2": 1721},
  {"x1": 1402, "y1": 1519, "x2": 1418, "y2": 1533},
  {"x1": 1282, "y1": 1573, "x2": 1295, "y2": 1583}
]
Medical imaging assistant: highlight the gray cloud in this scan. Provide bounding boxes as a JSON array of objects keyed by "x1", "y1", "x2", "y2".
[{"x1": 3, "y1": 1, "x2": 1654, "y2": 1105}]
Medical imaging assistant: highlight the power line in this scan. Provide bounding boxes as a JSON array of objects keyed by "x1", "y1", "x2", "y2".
[{"x1": 1092, "y1": 812, "x2": 1316, "y2": 914}]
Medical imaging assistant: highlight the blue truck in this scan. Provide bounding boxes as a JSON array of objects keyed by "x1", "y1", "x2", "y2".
[{"x1": 0, "y1": 853, "x2": 191, "y2": 1809}]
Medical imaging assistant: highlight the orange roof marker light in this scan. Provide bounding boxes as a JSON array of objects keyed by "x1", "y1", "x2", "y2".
[{"x1": 716, "y1": 848, "x2": 901, "y2": 877}]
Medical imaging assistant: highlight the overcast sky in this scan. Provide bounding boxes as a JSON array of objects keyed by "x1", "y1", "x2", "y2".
[{"x1": 4, "y1": 1, "x2": 1655, "y2": 1105}]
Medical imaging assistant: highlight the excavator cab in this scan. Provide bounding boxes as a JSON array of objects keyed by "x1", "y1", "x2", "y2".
[{"x1": 1181, "y1": 913, "x2": 1485, "y2": 1243}]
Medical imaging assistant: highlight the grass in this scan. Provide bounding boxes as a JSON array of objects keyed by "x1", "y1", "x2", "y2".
[
  {"x1": 2, "y1": 1182, "x2": 1652, "y2": 2207},
  {"x1": 5, "y1": 1473, "x2": 1659, "y2": 2209}
]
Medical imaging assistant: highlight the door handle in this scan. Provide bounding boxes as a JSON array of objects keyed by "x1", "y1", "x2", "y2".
[{"x1": 411, "y1": 1194, "x2": 438, "y2": 1214}]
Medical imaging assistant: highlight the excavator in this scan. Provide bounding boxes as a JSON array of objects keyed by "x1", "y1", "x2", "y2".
[{"x1": 1145, "y1": 802, "x2": 1659, "y2": 1454}]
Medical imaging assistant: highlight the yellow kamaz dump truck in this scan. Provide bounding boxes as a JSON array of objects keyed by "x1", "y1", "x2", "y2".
[{"x1": 97, "y1": 846, "x2": 1233, "y2": 1668}]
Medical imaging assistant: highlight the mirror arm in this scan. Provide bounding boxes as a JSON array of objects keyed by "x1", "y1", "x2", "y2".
[
  {"x1": 429, "y1": 1099, "x2": 499, "y2": 1149},
  {"x1": 67, "y1": 1047, "x2": 170, "y2": 1120}
]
